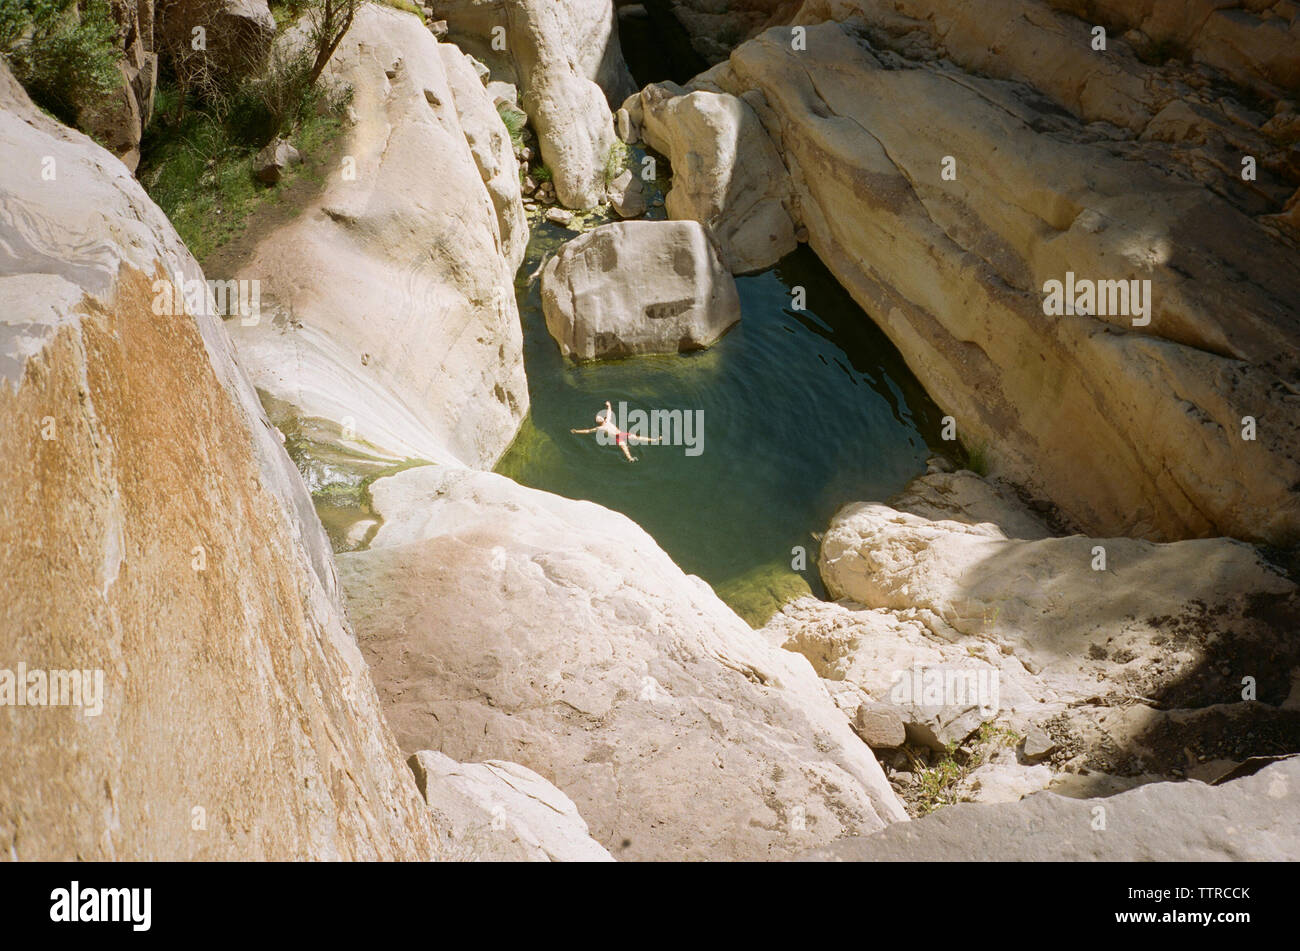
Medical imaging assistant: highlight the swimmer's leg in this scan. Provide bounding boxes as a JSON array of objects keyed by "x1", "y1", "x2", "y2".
[{"x1": 620, "y1": 443, "x2": 636, "y2": 462}]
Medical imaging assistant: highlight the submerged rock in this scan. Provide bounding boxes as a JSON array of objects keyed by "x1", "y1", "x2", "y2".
[
  {"x1": 337, "y1": 465, "x2": 906, "y2": 861},
  {"x1": 541, "y1": 219, "x2": 741, "y2": 360}
]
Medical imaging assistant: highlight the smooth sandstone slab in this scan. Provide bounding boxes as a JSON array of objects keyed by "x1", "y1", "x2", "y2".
[
  {"x1": 338, "y1": 465, "x2": 906, "y2": 861},
  {"x1": 227, "y1": 5, "x2": 528, "y2": 469}
]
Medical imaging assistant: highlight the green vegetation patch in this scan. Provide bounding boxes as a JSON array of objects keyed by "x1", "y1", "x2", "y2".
[{"x1": 0, "y1": 0, "x2": 123, "y2": 131}]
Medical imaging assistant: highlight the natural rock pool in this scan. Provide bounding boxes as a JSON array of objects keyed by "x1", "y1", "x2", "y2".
[{"x1": 497, "y1": 217, "x2": 953, "y2": 625}]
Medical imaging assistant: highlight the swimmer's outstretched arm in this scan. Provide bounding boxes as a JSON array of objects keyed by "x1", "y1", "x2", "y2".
[
  {"x1": 626, "y1": 434, "x2": 661, "y2": 443},
  {"x1": 570, "y1": 426, "x2": 597, "y2": 434}
]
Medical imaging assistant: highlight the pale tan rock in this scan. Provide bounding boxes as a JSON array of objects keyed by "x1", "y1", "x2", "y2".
[
  {"x1": 705, "y1": 21, "x2": 1300, "y2": 544},
  {"x1": 0, "y1": 61, "x2": 437, "y2": 860},
  {"x1": 812, "y1": 482, "x2": 1300, "y2": 780},
  {"x1": 337, "y1": 465, "x2": 907, "y2": 861},
  {"x1": 606, "y1": 168, "x2": 647, "y2": 218},
  {"x1": 889, "y1": 469, "x2": 1052, "y2": 540},
  {"x1": 408, "y1": 751, "x2": 614, "y2": 861},
  {"x1": 438, "y1": 43, "x2": 529, "y2": 269},
  {"x1": 428, "y1": 0, "x2": 633, "y2": 207},
  {"x1": 636, "y1": 83, "x2": 797, "y2": 273},
  {"x1": 225, "y1": 6, "x2": 528, "y2": 469},
  {"x1": 541, "y1": 219, "x2": 741, "y2": 359},
  {"x1": 803, "y1": 757, "x2": 1300, "y2": 861}
]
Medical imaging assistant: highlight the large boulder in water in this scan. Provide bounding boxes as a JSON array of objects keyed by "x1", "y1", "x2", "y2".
[
  {"x1": 337, "y1": 465, "x2": 907, "y2": 861},
  {"x1": 541, "y1": 219, "x2": 741, "y2": 360},
  {"x1": 0, "y1": 60, "x2": 437, "y2": 859}
]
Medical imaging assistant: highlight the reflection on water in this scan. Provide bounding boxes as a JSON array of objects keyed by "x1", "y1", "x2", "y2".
[{"x1": 497, "y1": 220, "x2": 951, "y2": 625}]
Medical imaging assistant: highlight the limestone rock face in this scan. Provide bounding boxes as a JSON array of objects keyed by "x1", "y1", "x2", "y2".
[
  {"x1": 775, "y1": 471, "x2": 1300, "y2": 792},
  {"x1": 1040, "y1": 0, "x2": 1300, "y2": 96},
  {"x1": 437, "y1": 43, "x2": 530, "y2": 269},
  {"x1": 818, "y1": 500, "x2": 1295, "y2": 686},
  {"x1": 225, "y1": 5, "x2": 528, "y2": 469},
  {"x1": 408, "y1": 751, "x2": 614, "y2": 861},
  {"x1": 696, "y1": 19, "x2": 1300, "y2": 545},
  {"x1": 802, "y1": 756, "x2": 1300, "y2": 861},
  {"x1": 634, "y1": 83, "x2": 797, "y2": 274},
  {"x1": 429, "y1": 0, "x2": 637, "y2": 104},
  {"x1": 0, "y1": 62, "x2": 437, "y2": 860},
  {"x1": 428, "y1": 0, "x2": 633, "y2": 207},
  {"x1": 541, "y1": 219, "x2": 741, "y2": 360},
  {"x1": 337, "y1": 465, "x2": 907, "y2": 861}
]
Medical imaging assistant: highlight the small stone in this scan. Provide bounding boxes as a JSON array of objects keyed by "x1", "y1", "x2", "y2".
[
  {"x1": 467, "y1": 55, "x2": 490, "y2": 84},
  {"x1": 606, "y1": 168, "x2": 646, "y2": 218},
  {"x1": 1022, "y1": 728, "x2": 1058, "y2": 762},
  {"x1": 546, "y1": 208, "x2": 574, "y2": 226},
  {"x1": 253, "y1": 138, "x2": 301, "y2": 184},
  {"x1": 615, "y1": 107, "x2": 639, "y2": 144},
  {"x1": 429, "y1": 19, "x2": 448, "y2": 38},
  {"x1": 852, "y1": 702, "x2": 907, "y2": 749},
  {"x1": 522, "y1": 176, "x2": 537, "y2": 195}
]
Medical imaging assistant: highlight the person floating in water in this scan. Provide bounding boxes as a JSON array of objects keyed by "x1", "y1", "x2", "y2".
[{"x1": 570, "y1": 400, "x2": 660, "y2": 462}]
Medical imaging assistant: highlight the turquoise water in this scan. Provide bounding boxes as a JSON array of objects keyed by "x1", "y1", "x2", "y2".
[{"x1": 497, "y1": 218, "x2": 951, "y2": 625}]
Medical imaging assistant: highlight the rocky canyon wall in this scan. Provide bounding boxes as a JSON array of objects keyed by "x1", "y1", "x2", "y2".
[
  {"x1": 624, "y1": 2, "x2": 1300, "y2": 544},
  {"x1": 0, "y1": 61, "x2": 440, "y2": 859}
]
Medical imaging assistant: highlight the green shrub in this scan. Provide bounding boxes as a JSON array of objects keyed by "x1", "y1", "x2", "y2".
[
  {"x1": 496, "y1": 101, "x2": 527, "y2": 151},
  {"x1": 0, "y1": 0, "x2": 122, "y2": 128},
  {"x1": 532, "y1": 163, "x2": 553, "y2": 183},
  {"x1": 139, "y1": 65, "x2": 349, "y2": 260},
  {"x1": 960, "y1": 440, "x2": 989, "y2": 476},
  {"x1": 602, "y1": 140, "x2": 629, "y2": 187},
  {"x1": 381, "y1": 0, "x2": 424, "y2": 19}
]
